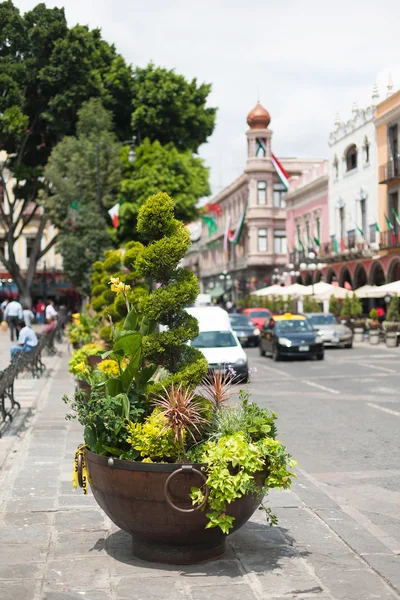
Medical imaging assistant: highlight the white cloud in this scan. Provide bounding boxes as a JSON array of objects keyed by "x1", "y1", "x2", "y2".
[{"x1": 13, "y1": 0, "x2": 400, "y2": 193}]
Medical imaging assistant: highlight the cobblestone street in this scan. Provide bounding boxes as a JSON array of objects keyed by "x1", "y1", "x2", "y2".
[{"x1": 0, "y1": 334, "x2": 399, "y2": 599}]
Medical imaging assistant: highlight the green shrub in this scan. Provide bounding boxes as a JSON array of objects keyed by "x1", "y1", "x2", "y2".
[
  {"x1": 369, "y1": 308, "x2": 378, "y2": 320},
  {"x1": 329, "y1": 294, "x2": 339, "y2": 316},
  {"x1": 350, "y1": 293, "x2": 363, "y2": 318},
  {"x1": 340, "y1": 295, "x2": 352, "y2": 318},
  {"x1": 386, "y1": 294, "x2": 400, "y2": 322}
]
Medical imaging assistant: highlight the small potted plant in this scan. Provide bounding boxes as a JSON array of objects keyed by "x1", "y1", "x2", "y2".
[
  {"x1": 67, "y1": 311, "x2": 101, "y2": 349},
  {"x1": 368, "y1": 309, "x2": 380, "y2": 345},
  {"x1": 68, "y1": 343, "x2": 107, "y2": 398},
  {"x1": 350, "y1": 294, "x2": 364, "y2": 341},
  {"x1": 383, "y1": 294, "x2": 399, "y2": 347},
  {"x1": 339, "y1": 294, "x2": 352, "y2": 326},
  {"x1": 64, "y1": 193, "x2": 296, "y2": 565}
]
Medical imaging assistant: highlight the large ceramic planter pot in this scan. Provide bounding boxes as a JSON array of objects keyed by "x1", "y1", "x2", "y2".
[
  {"x1": 386, "y1": 331, "x2": 398, "y2": 347},
  {"x1": 84, "y1": 449, "x2": 267, "y2": 565},
  {"x1": 353, "y1": 327, "x2": 364, "y2": 343},
  {"x1": 88, "y1": 354, "x2": 102, "y2": 369},
  {"x1": 76, "y1": 379, "x2": 91, "y2": 399},
  {"x1": 369, "y1": 330, "x2": 380, "y2": 345}
]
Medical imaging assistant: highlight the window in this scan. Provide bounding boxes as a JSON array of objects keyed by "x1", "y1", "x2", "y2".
[
  {"x1": 191, "y1": 331, "x2": 237, "y2": 349},
  {"x1": 370, "y1": 224, "x2": 376, "y2": 243},
  {"x1": 273, "y1": 183, "x2": 286, "y2": 208},
  {"x1": 305, "y1": 219, "x2": 311, "y2": 245},
  {"x1": 258, "y1": 228, "x2": 268, "y2": 252},
  {"x1": 26, "y1": 238, "x2": 36, "y2": 259},
  {"x1": 363, "y1": 136, "x2": 370, "y2": 164},
  {"x1": 360, "y1": 199, "x2": 367, "y2": 238},
  {"x1": 274, "y1": 229, "x2": 287, "y2": 253},
  {"x1": 314, "y1": 215, "x2": 321, "y2": 243},
  {"x1": 257, "y1": 180, "x2": 267, "y2": 205},
  {"x1": 0, "y1": 238, "x2": 5, "y2": 262},
  {"x1": 345, "y1": 144, "x2": 358, "y2": 171},
  {"x1": 339, "y1": 207, "x2": 345, "y2": 239},
  {"x1": 333, "y1": 154, "x2": 339, "y2": 178},
  {"x1": 347, "y1": 229, "x2": 356, "y2": 248}
]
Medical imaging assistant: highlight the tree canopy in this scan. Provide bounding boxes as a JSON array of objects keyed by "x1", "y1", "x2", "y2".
[
  {"x1": 131, "y1": 64, "x2": 216, "y2": 153},
  {"x1": 117, "y1": 139, "x2": 210, "y2": 244},
  {"x1": 45, "y1": 99, "x2": 122, "y2": 295}
]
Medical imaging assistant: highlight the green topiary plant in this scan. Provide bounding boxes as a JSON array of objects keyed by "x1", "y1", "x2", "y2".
[
  {"x1": 329, "y1": 294, "x2": 339, "y2": 316},
  {"x1": 340, "y1": 294, "x2": 352, "y2": 319},
  {"x1": 386, "y1": 294, "x2": 400, "y2": 322},
  {"x1": 350, "y1": 293, "x2": 363, "y2": 318}
]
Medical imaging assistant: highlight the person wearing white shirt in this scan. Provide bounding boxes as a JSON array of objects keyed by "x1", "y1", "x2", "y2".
[
  {"x1": 10, "y1": 325, "x2": 38, "y2": 359},
  {"x1": 45, "y1": 300, "x2": 58, "y2": 322},
  {"x1": 23, "y1": 306, "x2": 35, "y2": 327},
  {"x1": 4, "y1": 299, "x2": 23, "y2": 342}
]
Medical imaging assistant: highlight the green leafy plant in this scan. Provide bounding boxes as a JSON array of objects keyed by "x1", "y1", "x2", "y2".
[
  {"x1": 304, "y1": 297, "x2": 321, "y2": 313},
  {"x1": 340, "y1": 295, "x2": 352, "y2": 319},
  {"x1": 350, "y1": 293, "x2": 363, "y2": 318},
  {"x1": 386, "y1": 294, "x2": 400, "y2": 322},
  {"x1": 329, "y1": 294, "x2": 340, "y2": 316}
]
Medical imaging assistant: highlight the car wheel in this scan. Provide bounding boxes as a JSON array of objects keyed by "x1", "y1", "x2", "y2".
[
  {"x1": 317, "y1": 352, "x2": 324, "y2": 360},
  {"x1": 259, "y1": 344, "x2": 266, "y2": 357},
  {"x1": 345, "y1": 342, "x2": 353, "y2": 349},
  {"x1": 272, "y1": 346, "x2": 281, "y2": 361}
]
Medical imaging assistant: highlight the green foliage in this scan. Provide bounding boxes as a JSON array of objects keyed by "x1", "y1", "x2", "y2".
[
  {"x1": 66, "y1": 312, "x2": 100, "y2": 345},
  {"x1": 303, "y1": 297, "x2": 321, "y2": 313},
  {"x1": 350, "y1": 293, "x2": 363, "y2": 318},
  {"x1": 68, "y1": 343, "x2": 104, "y2": 373},
  {"x1": 386, "y1": 294, "x2": 400, "y2": 322},
  {"x1": 340, "y1": 295, "x2": 352, "y2": 318},
  {"x1": 126, "y1": 409, "x2": 182, "y2": 462},
  {"x1": 131, "y1": 63, "x2": 216, "y2": 152},
  {"x1": 117, "y1": 140, "x2": 210, "y2": 244},
  {"x1": 329, "y1": 294, "x2": 340, "y2": 316},
  {"x1": 369, "y1": 308, "x2": 378, "y2": 320},
  {"x1": 0, "y1": 1, "x2": 132, "y2": 300}
]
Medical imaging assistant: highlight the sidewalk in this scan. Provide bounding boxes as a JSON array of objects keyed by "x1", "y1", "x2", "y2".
[{"x1": 0, "y1": 351, "x2": 399, "y2": 599}]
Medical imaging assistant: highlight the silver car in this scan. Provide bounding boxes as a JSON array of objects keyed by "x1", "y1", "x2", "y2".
[{"x1": 304, "y1": 313, "x2": 353, "y2": 348}]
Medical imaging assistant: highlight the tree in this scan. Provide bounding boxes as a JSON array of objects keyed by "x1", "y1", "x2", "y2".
[
  {"x1": 340, "y1": 295, "x2": 352, "y2": 319},
  {"x1": 350, "y1": 293, "x2": 363, "y2": 319},
  {"x1": 117, "y1": 140, "x2": 210, "y2": 244},
  {"x1": 131, "y1": 64, "x2": 217, "y2": 152},
  {"x1": 303, "y1": 297, "x2": 321, "y2": 313},
  {"x1": 386, "y1": 293, "x2": 400, "y2": 322},
  {"x1": 329, "y1": 294, "x2": 339, "y2": 316},
  {"x1": 45, "y1": 99, "x2": 122, "y2": 295},
  {"x1": 0, "y1": 1, "x2": 133, "y2": 304}
]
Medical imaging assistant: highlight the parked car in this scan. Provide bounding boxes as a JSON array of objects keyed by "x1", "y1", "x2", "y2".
[
  {"x1": 186, "y1": 306, "x2": 249, "y2": 381},
  {"x1": 304, "y1": 313, "x2": 353, "y2": 348},
  {"x1": 259, "y1": 313, "x2": 324, "y2": 361},
  {"x1": 229, "y1": 314, "x2": 260, "y2": 347},
  {"x1": 242, "y1": 307, "x2": 272, "y2": 330}
]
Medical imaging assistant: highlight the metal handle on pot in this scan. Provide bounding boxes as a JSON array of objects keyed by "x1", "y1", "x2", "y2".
[
  {"x1": 164, "y1": 465, "x2": 209, "y2": 513},
  {"x1": 77, "y1": 452, "x2": 84, "y2": 488}
]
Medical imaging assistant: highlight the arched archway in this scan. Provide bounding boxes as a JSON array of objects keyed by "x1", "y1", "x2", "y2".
[
  {"x1": 296, "y1": 274, "x2": 303, "y2": 284},
  {"x1": 326, "y1": 267, "x2": 336, "y2": 284},
  {"x1": 369, "y1": 261, "x2": 386, "y2": 286},
  {"x1": 314, "y1": 270, "x2": 322, "y2": 283},
  {"x1": 353, "y1": 263, "x2": 368, "y2": 289},
  {"x1": 387, "y1": 258, "x2": 400, "y2": 283},
  {"x1": 339, "y1": 265, "x2": 353, "y2": 289},
  {"x1": 303, "y1": 272, "x2": 312, "y2": 286}
]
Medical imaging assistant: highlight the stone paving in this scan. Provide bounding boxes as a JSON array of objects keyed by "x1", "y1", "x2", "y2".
[{"x1": 0, "y1": 339, "x2": 399, "y2": 599}]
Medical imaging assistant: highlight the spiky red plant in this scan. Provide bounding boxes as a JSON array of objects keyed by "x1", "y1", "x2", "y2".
[
  {"x1": 153, "y1": 384, "x2": 208, "y2": 452},
  {"x1": 201, "y1": 368, "x2": 234, "y2": 411}
]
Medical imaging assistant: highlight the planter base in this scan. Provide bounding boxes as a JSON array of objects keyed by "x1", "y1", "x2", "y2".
[{"x1": 132, "y1": 536, "x2": 226, "y2": 564}]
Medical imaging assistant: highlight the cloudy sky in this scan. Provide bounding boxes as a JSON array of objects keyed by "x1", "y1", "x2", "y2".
[{"x1": 14, "y1": 0, "x2": 400, "y2": 195}]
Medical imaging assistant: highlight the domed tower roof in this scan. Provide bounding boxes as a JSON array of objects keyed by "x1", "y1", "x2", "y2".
[{"x1": 247, "y1": 102, "x2": 271, "y2": 129}]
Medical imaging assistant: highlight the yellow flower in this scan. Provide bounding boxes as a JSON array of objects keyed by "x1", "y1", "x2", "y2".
[
  {"x1": 73, "y1": 361, "x2": 90, "y2": 376},
  {"x1": 109, "y1": 277, "x2": 131, "y2": 294},
  {"x1": 98, "y1": 359, "x2": 119, "y2": 378},
  {"x1": 72, "y1": 313, "x2": 80, "y2": 321}
]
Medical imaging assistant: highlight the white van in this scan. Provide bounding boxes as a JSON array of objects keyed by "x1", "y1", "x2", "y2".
[{"x1": 186, "y1": 306, "x2": 248, "y2": 381}]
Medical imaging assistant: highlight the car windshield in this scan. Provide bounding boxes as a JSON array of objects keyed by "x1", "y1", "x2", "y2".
[
  {"x1": 191, "y1": 331, "x2": 237, "y2": 348},
  {"x1": 275, "y1": 320, "x2": 314, "y2": 334},
  {"x1": 249, "y1": 310, "x2": 270, "y2": 318},
  {"x1": 307, "y1": 315, "x2": 337, "y2": 326},
  {"x1": 230, "y1": 316, "x2": 253, "y2": 327}
]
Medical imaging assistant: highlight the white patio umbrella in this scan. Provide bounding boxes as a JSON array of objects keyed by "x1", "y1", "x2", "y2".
[
  {"x1": 251, "y1": 284, "x2": 287, "y2": 297},
  {"x1": 303, "y1": 281, "x2": 339, "y2": 296},
  {"x1": 365, "y1": 280, "x2": 400, "y2": 297},
  {"x1": 313, "y1": 285, "x2": 350, "y2": 301},
  {"x1": 282, "y1": 283, "x2": 311, "y2": 297},
  {"x1": 354, "y1": 285, "x2": 382, "y2": 298}
]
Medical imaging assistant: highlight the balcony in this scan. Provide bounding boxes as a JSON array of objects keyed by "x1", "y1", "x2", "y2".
[
  {"x1": 379, "y1": 228, "x2": 400, "y2": 250},
  {"x1": 379, "y1": 158, "x2": 400, "y2": 184},
  {"x1": 319, "y1": 239, "x2": 377, "y2": 263}
]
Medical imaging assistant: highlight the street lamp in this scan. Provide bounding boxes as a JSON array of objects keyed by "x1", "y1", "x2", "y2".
[{"x1": 219, "y1": 270, "x2": 232, "y2": 293}]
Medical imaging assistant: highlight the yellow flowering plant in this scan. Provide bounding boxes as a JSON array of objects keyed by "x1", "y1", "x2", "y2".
[{"x1": 98, "y1": 359, "x2": 120, "y2": 378}]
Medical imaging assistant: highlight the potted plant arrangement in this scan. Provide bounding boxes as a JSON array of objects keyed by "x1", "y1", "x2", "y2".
[
  {"x1": 350, "y1": 293, "x2": 364, "y2": 342},
  {"x1": 339, "y1": 294, "x2": 352, "y2": 326},
  {"x1": 66, "y1": 311, "x2": 100, "y2": 349},
  {"x1": 68, "y1": 342, "x2": 108, "y2": 397},
  {"x1": 383, "y1": 294, "x2": 399, "y2": 347},
  {"x1": 368, "y1": 309, "x2": 380, "y2": 345},
  {"x1": 65, "y1": 193, "x2": 296, "y2": 565}
]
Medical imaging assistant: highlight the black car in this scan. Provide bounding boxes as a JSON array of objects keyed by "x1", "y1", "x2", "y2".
[
  {"x1": 229, "y1": 314, "x2": 260, "y2": 347},
  {"x1": 259, "y1": 314, "x2": 324, "y2": 361}
]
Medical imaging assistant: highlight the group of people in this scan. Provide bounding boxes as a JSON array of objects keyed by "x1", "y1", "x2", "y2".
[{"x1": 0, "y1": 298, "x2": 58, "y2": 359}]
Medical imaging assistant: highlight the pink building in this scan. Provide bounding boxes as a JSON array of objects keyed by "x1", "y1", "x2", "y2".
[{"x1": 285, "y1": 161, "x2": 329, "y2": 284}]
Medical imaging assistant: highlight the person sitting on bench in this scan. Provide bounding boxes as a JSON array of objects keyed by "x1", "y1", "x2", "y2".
[
  {"x1": 10, "y1": 321, "x2": 38, "y2": 359},
  {"x1": 41, "y1": 315, "x2": 57, "y2": 335}
]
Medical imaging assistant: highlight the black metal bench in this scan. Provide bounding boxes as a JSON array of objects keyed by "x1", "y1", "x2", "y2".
[
  {"x1": 18, "y1": 335, "x2": 47, "y2": 379},
  {"x1": 0, "y1": 354, "x2": 21, "y2": 434}
]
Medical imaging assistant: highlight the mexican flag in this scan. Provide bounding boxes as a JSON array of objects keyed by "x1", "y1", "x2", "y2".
[
  {"x1": 385, "y1": 214, "x2": 396, "y2": 244},
  {"x1": 227, "y1": 199, "x2": 247, "y2": 245},
  {"x1": 256, "y1": 138, "x2": 267, "y2": 156},
  {"x1": 271, "y1": 154, "x2": 291, "y2": 191},
  {"x1": 333, "y1": 238, "x2": 339, "y2": 253},
  {"x1": 108, "y1": 202, "x2": 120, "y2": 228}
]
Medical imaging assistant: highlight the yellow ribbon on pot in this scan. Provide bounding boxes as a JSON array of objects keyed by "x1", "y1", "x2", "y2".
[{"x1": 72, "y1": 444, "x2": 89, "y2": 495}]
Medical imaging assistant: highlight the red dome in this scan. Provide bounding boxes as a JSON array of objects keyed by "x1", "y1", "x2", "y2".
[{"x1": 247, "y1": 103, "x2": 271, "y2": 129}]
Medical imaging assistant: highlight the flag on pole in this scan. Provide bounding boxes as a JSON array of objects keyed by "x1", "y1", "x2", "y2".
[
  {"x1": 200, "y1": 215, "x2": 218, "y2": 236},
  {"x1": 271, "y1": 154, "x2": 291, "y2": 191},
  {"x1": 313, "y1": 237, "x2": 320, "y2": 247},
  {"x1": 356, "y1": 225, "x2": 364, "y2": 237},
  {"x1": 333, "y1": 238, "x2": 339, "y2": 253},
  {"x1": 227, "y1": 199, "x2": 247, "y2": 245},
  {"x1": 392, "y1": 207, "x2": 400, "y2": 227},
  {"x1": 108, "y1": 203, "x2": 120, "y2": 228},
  {"x1": 340, "y1": 237, "x2": 345, "y2": 252},
  {"x1": 375, "y1": 222, "x2": 381, "y2": 232},
  {"x1": 385, "y1": 214, "x2": 396, "y2": 244},
  {"x1": 256, "y1": 138, "x2": 267, "y2": 157},
  {"x1": 223, "y1": 215, "x2": 231, "y2": 256}
]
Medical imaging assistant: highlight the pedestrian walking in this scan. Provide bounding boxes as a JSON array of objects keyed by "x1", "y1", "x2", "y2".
[
  {"x1": 4, "y1": 298, "x2": 23, "y2": 342},
  {"x1": 10, "y1": 322, "x2": 38, "y2": 359},
  {"x1": 35, "y1": 298, "x2": 46, "y2": 324},
  {"x1": 23, "y1": 305, "x2": 35, "y2": 327},
  {"x1": 45, "y1": 299, "x2": 58, "y2": 323}
]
